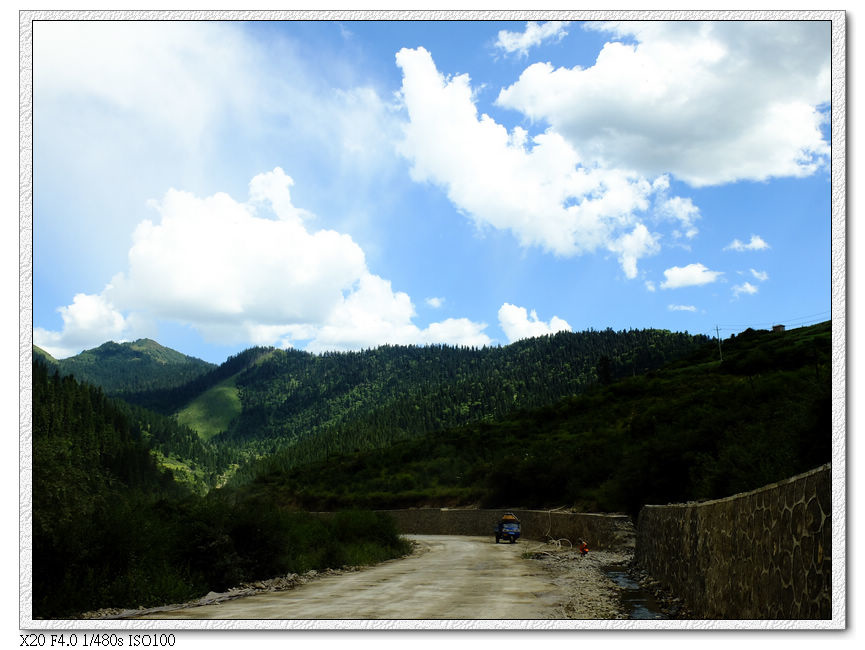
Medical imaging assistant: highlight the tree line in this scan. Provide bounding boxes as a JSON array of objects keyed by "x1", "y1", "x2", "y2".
[
  {"x1": 237, "y1": 322, "x2": 831, "y2": 516},
  {"x1": 219, "y1": 328, "x2": 708, "y2": 482},
  {"x1": 31, "y1": 359, "x2": 409, "y2": 618}
]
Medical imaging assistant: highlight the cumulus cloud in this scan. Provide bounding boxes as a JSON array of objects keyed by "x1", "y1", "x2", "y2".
[
  {"x1": 750, "y1": 269, "x2": 769, "y2": 282},
  {"x1": 35, "y1": 293, "x2": 141, "y2": 359},
  {"x1": 607, "y1": 223, "x2": 661, "y2": 279},
  {"x1": 498, "y1": 303, "x2": 571, "y2": 343},
  {"x1": 33, "y1": 21, "x2": 402, "y2": 240},
  {"x1": 395, "y1": 46, "x2": 685, "y2": 278},
  {"x1": 35, "y1": 169, "x2": 491, "y2": 357},
  {"x1": 496, "y1": 21, "x2": 829, "y2": 187},
  {"x1": 644, "y1": 280, "x2": 656, "y2": 292},
  {"x1": 725, "y1": 235, "x2": 770, "y2": 252},
  {"x1": 426, "y1": 297, "x2": 445, "y2": 308},
  {"x1": 494, "y1": 21, "x2": 571, "y2": 57},
  {"x1": 302, "y1": 276, "x2": 490, "y2": 352},
  {"x1": 668, "y1": 304, "x2": 697, "y2": 312},
  {"x1": 418, "y1": 318, "x2": 491, "y2": 349},
  {"x1": 733, "y1": 282, "x2": 759, "y2": 297},
  {"x1": 660, "y1": 263, "x2": 724, "y2": 289},
  {"x1": 657, "y1": 196, "x2": 700, "y2": 239}
]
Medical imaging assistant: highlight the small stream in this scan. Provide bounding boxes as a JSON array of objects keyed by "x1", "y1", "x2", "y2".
[{"x1": 603, "y1": 564, "x2": 667, "y2": 619}]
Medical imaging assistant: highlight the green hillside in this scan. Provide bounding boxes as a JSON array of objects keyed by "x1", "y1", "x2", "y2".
[
  {"x1": 49, "y1": 338, "x2": 215, "y2": 395},
  {"x1": 238, "y1": 322, "x2": 831, "y2": 516},
  {"x1": 33, "y1": 345, "x2": 58, "y2": 366},
  {"x1": 218, "y1": 328, "x2": 709, "y2": 471},
  {"x1": 121, "y1": 346, "x2": 274, "y2": 415},
  {"x1": 176, "y1": 375, "x2": 242, "y2": 441},
  {"x1": 32, "y1": 359, "x2": 408, "y2": 618},
  {"x1": 30, "y1": 321, "x2": 832, "y2": 617}
]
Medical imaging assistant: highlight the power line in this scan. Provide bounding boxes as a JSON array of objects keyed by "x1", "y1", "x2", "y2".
[{"x1": 715, "y1": 310, "x2": 830, "y2": 330}]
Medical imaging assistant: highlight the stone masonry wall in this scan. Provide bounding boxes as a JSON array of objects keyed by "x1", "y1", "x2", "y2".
[
  {"x1": 375, "y1": 508, "x2": 635, "y2": 551},
  {"x1": 634, "y1": 464, "x2": 831, "y2": 619}
]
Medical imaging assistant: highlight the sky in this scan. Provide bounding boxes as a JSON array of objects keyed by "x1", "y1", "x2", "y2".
[{"x1": 31, "y1": 18, "x2": 833, "y2": 363}]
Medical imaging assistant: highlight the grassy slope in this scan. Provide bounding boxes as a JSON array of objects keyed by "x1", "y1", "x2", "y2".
[
  {"x1": 176, "y1": 375, "x2": 242, "y2": 441},
  {"x1": 174, "y1": 349, "x2": 276, "y2": 441},
  {"x1": 33, "y1": 345, "x2": 58, "y2": 365}
]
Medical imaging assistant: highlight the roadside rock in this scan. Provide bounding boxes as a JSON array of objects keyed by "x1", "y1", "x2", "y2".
[{"x1": 523, "y1": 541, "x2": 631, "y2": 619}]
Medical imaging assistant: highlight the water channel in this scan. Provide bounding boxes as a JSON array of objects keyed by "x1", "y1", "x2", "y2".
[{"x1": 603, "y1": 564, "x2": 667, "y2": 619}]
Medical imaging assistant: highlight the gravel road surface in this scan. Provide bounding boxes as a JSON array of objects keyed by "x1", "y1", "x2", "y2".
[{"x1": 138, "y1": 535, "x2": 577, "y2": 620}]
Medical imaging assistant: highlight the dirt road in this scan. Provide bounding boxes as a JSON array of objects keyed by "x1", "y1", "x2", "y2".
[{"x1": 139, "y1": 535, "x2": 567, "y2": 620}]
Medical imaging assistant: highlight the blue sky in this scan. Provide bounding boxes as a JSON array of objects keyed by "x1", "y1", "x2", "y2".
[{"x1": 32, "y1": 19, "x2": 832, "y2": 363}]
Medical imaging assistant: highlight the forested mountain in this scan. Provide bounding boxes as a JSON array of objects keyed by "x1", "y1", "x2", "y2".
[
  {"x1": 213, "y1": 328, "x2": 708, "y2": 477},
  {"x1": 42, "y1": 328, "x2": 706, "y2": 483},
  {"x1": 43, "y1": 338, "x2": 214, "y2": 395},
  {"x1": 31, "y1": 359, "x2": 408, "y2": 618},
  {"x1": 32, "y1": 358, "x2": 235, "y2": 492},
  {"x1": 122, "y1": 346, "x2": 275, "y2": 415},
  {"x1": 32, "y1": 358, "x2": 191, "y2": 614},
  {"x1": 237, "y1": 322, "x2": 831, "y2": 516},
  {"x1": 30, "y1": 322, "x2": 831, "y2": 617}
]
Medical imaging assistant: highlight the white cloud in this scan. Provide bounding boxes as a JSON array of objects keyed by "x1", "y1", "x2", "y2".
[
  {"x1": 733, "y1": 282, "x2": 759, "y2": 297},
  {"x1": 35, "y1": 22, "x2": 399, "y2": 171},
  {"x1": 34, "y1": 21, "x2": 260, "y2": 152},
  {"x1": 644, "y1": 280, "x2": 656, "y2": 292},
  {"x1": 660, "y1": 263, "x2": 724, "y2": 289},
  {"x1": 419, "y1": 318, "x2": 491, "y2": 348},
  {"x1": 426, "y1": 297, "x2": 445, "y2": 308},
  {"x1": 496, "y1": 21, "x2": 829, "y2": 187},
  {"x1": 750, "y1": 269, "x2": 770, "y2": 282},
  {"x1": 33, "y1": 21, "x2": 402, "y2": 253},
  {"x1": 494, "y1": 21, "x2": 571, "y2": 57},
  {"x1": 657, "y1": 196, "x2": 700, "y2": 238},
  {"x1": 497, "y1": 303, "x2": 571, "y2": 343},
  {"x1": 668, "y1": 304, "x2": 697, "y2": 312},
  {"x1": 725, "y1": 235, "x2": 770, "y2": 252},
  {"x1": 35, "y1": 293, "x2": 135, "y2": 359},
  {"x1": 395, "y1": 46, "x2": 682, "y2": 278},
  {"x1": 607, "y1": 223, "x2": 661, "y2": 279},
  {"x1": 36, "y1": 169, "x2": 490, "y2": 356}
]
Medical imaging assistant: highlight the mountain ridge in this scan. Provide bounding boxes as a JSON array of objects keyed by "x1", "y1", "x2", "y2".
[
  {"x1": 35, "y1": 338, "x2": 215, "y2": 395},
  {"x1": 236, "y1": 321, "x2": 832, "y2": 515},
  {"x1": 37, "y1": 329, "x2": 712, "y2": 458}
]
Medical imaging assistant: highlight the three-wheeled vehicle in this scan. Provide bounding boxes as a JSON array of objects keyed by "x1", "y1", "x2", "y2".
[{"x1": 495, "y1": 512, "x2": 521, "y2": 544}]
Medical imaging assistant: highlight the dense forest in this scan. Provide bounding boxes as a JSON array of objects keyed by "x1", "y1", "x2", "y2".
[
  {"x1": 214, "y1": 328, "x2": 709, "y2": 479},
  {"x1": 122, "y1": 346, "x2": 275, "y2": 415},
  {"x1": 31, "y1": 322, "x2": 831, "y2": 617},
  {"x1": 35, "y1": 339, "x2": 214, "y2": 396},
  {"x1": 34, "y1": 356, "x2": 242, "y2": 492},
  {"x1": 49, "y1": 329, "x2": 710, "y2": 485},
  {"x1": 31, "y1": 359, "x2": 409, "y2": 618},
  {"x1": 235, "y1": 322, "x2": 831, "y2": 516}
]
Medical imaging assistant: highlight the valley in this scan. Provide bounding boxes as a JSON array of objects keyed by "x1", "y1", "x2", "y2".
[{"x1": 30, "y1": 321, "x2": 832, "y2": 619}]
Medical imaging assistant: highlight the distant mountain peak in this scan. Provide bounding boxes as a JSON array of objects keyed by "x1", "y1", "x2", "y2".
[{"x1": 43, "y1": 338, "x2": 215, "y2": 395}]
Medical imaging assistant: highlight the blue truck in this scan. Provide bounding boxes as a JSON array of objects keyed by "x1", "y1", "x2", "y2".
[{"x1": 495, "y1": 512, "x2": 521, "y2": 544}]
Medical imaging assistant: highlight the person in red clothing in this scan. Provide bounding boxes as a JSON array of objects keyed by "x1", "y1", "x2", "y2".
[{"x1": 579, "y1": 539, "x2": 589, "y2": 556}]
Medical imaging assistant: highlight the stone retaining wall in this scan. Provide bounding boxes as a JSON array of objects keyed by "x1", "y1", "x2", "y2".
[
  {"x1": 376, "y1": 508, "x2": 635, "y2": 551},
  {"x1": 633, "y1": 464, "x2": 831, "y2": 619}
]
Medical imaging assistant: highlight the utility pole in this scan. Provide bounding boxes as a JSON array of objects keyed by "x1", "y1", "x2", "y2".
[{"x1": 716, "y1": 325, "x2": 723, "y2": 362}]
